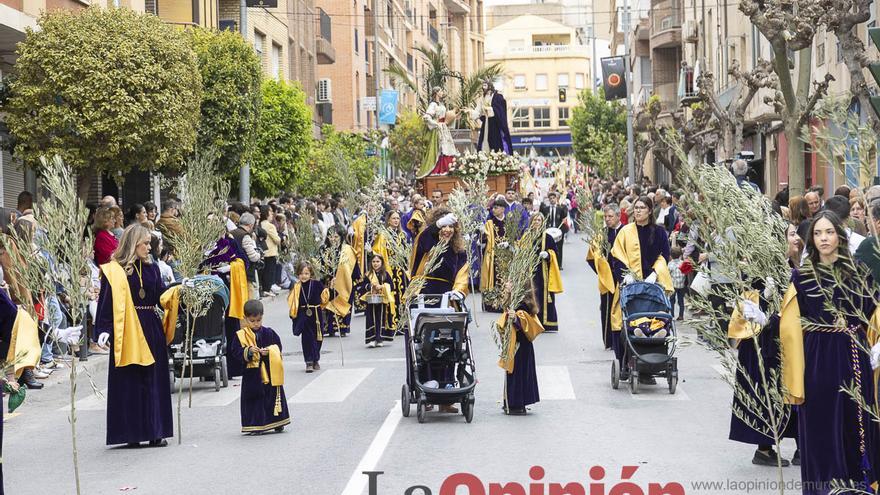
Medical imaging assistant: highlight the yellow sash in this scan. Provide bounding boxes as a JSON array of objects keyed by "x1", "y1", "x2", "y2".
[
  {"x1": 609, "y1": 224, "x2": 674, "y2": 331},
  {"x1": 288, "y1": 281, "x2": 329, "y2": 342},
  {"x1": 228, "y1": 259, "x2": 247, "y2": 319},
  {"x1": 359, "y1": 272, "x2": 397, "y2": 317},
  {"x1": 496, "y1": 310, "x2": 545, "y2": 373},
  {"x1": 453, "y1": 262, "x2": 470, "y2": 294},
  {"x1": 543, "y1": 235, "x2": 563, "y2": 293},
  {"x1": 327, "y1": 245, "x2": 356, "y2": 317},
  {"x1": 372, "y1": 233, "x2": 389, "y2": 269},
  {"x1": 6, "y1": 308, "x2": 40, "y2": 378},
  {"x1": 159, "y1": 285, "x2": 181, "y2": 345},
  {"x1": 237, "y1": 327, "x2": 284, "y2": 415},
  {"x1": 586, "y1": 243, "x2": 614, "y2": 295},
  {"x1": 480, "y1": 219, "x2": 497, "y2": 292},
  {"x1": 100, "y1": 261, "x2": 155, "y2": 367},
  {"x1": 727, "y1": 290, "x2": 763, "y2": 341}
]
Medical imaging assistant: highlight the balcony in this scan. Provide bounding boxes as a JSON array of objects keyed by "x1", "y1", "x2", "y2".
[
  {"x1": 650, "y1": 8, "x2": 682, "y2": 50},
  {"x1": 678, "y1": 66, "x2": 699, "y2": 106},
  {"x1": 443, "y1": 0, "x2": 470, "y2": 14},
  {"x1": 316, "y1": 8, "x2": 335, "y2": 64},
  {"x1": 485, "y1": 44, "x2": 591, "y2": 58}
]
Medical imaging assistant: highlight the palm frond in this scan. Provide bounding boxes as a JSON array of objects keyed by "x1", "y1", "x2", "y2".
[{"x1": 384, "y1": 61, "x2": 417, "y2": 94}]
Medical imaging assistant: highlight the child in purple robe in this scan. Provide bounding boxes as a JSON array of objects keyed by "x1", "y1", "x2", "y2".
[{"x1": 230, "y1": 300, "x2": 290, "y2": 435}]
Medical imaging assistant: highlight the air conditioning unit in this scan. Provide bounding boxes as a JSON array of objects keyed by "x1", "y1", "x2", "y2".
[
  {"x1": 317, "y1": 79, "x2": 332, "y2": 103},
  {"x1": 684, "y1": 20, "x2": 699, "y2": 43}
]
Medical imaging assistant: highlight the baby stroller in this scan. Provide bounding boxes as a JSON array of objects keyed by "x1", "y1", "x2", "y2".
[
  {"x1": 401, "y1": 293, "x2": 477, "y2": 423},
  {"x1": 169, "y1": 277, "x2": 231, "y2": 392},
  {"x1": 611, "y1": 281, "x2": 679, "y2": 394}
]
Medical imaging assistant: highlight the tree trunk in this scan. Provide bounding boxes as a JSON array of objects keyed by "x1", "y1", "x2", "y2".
[
  {"x1": 771, "y1": 43, "x2": 809, "y2": 197},
  {"x1": 76, "y1": 167, "x2": 95, "y2": 200},
  {"x1": 785, "y1": 122, "x2": 805, "y2": 196}
]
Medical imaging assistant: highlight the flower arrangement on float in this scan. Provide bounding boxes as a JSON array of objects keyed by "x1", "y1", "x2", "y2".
[{"x1": 450, "y1": 150, "x2": 521, "y2": 178}]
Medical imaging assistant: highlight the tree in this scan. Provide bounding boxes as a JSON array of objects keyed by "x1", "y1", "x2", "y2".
[
  {"x1": 570, "y1": 88, "x2": 626, "y2": 176},
  {"x1": 251, "y1": 78, "x2": 313, "y2": 198},
  {"x1": 4, "y1": 7, "x2": 201, "y2": 197},
  {"x1": 298, "y1": 125, "x2": 378, "y2": 196},
  {"x1": 388, "y1": 109, "x2": 430, "y2": 175},
  {"x1": 189, "y1": 28, "x2": 262, "y2": 180},
  {"x1": 740, "y1": 0, "x2": 833, "y2": 196}
]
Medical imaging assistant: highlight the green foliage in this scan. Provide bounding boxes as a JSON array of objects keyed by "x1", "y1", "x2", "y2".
[
  {"x1": 252, "y1": 78, "x2": 313, "y2": 197},
  {"x1": 4, "y1": 7, "x2": 201, "y2": 176},
  {"x1": 570, "y1": 88, "x2": 627, "y2": 177},
  {"x1": 297, "y1": 125, "x2": 378, "y2": 196},
  {"x1": 189, "y1": 28, "x2": 262, "y2": 179},
  {"x1": 388, "y1": 109, "x2": 429, "y2": 174}
]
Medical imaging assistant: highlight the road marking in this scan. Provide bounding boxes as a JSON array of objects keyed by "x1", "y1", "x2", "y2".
[
  {"x1": 536, "y1": 365, "x2": 576, "y2": 400},
  {"x1": 340, "y1": 401, "x2": 402, "y2": 495},
  {"x1": 290, "y1": 368, "x2": 374, "y2": 404},
  {"x1": 190, "y1": 382, "x2": 240, "y2": 407}
]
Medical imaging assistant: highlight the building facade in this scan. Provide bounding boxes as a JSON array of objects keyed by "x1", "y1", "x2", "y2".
[{"x1": 485, "y1": 14, "x2": 591, "y2": 156}]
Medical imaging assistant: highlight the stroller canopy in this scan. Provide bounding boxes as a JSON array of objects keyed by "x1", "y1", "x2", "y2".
[{"x1": 620, "y1": 282, "x2": 670, "y2": 316}]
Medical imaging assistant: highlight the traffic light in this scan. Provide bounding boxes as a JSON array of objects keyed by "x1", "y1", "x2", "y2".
[
  {"x1": 559, "y1": 87, "x2": 567, "y2": 102},
  {"x1": 868, "y1": 27, "x2": 880, "y2": 118}
]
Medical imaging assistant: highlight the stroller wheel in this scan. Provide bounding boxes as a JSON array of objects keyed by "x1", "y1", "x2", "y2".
[
  {"x1": 668, "y1": 372, "x2": 678, "y2": 395},
  {"x1": 213, "y1": 366, "x2": 221, "y2": 392},
  {"x1": 220, "y1": 355, "x2": 229, "y2": 388},
  {"x1": 401, "y1": 384, "x2": 411, "y2": 417},
  {"x1": 462, "y1": 396, "x2": 474, "y2": 423},
  {"x1": 416, "y1": 400, "x2": 427, "y2": 424},
  {"x1": 169, "y1": 370, "x2": 175, "y2": 393},
  {"x1": 630, "y1": 371, "x2": 640, "y2": 395},
  {"x1": 611, "y1": 360, "x2": 620, "y2": 389}
]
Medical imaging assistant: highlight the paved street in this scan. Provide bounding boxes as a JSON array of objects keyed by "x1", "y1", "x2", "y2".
[{"x1": 6, "y1": 237, "x2": 800, "y2": 495}]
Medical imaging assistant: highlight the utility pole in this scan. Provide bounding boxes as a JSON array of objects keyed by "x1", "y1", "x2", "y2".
[
  {"x1": 239, "y1": 0, "x2": 251, "y2": 204},
  {"x1": 373, "y1": 0, "x2": 381, "y2": 130},
  {"x1": 591, "y1": 6, "x2": 598, "y2": 93},
  {"x1": 622, "y1": 0, "x2": 635, "y2": 182}
]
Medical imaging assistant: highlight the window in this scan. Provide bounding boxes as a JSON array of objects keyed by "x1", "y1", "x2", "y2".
[
  {"x1": 514, "y1": 74, "x2": 527, "y2": 89},
  {"x1": 535, "y1": 74, "x2": 548, "y2": 91},
  {"x1": 557, "y1": 73, "x2": 569, "y2": 88},
  {"x1": 253, "y1": 31, "x2": 265, "y2": 57},
  {"x1": 271, "y1": 43, "x2": 282, "y2": 80},
  {"x1": 816, "y1": 28, "x2": 825, "y2": 67},
  {"x1": 533, "y1": 107, "x2": 550, "y2": 127},
  {"x1": 512, "y1": 107, "x2": 529, "y2": 128},
  {"x1": 575, "y1": 73, "x2": 585, "y2": 89},
  {"x1": 355, "y1": 28, "x2": 359, "y2": 54},
  {"x1": 558, "y1": 107, "x2": 570, "y2": 127},
  {"x1": 494, "y1": 77, "x2": 505, "y2": 92}
]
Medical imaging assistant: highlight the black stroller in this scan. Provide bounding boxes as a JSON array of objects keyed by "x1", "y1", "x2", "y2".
[
  {"x1": 401, "y1": 293, "x2": 477, "y2": 423},
  {"x1": 611, "y1": 281, "x2": 679, "y2": 394},
  {"x1": 169, "y1": 278, "x2": 231, "y2": 392}
]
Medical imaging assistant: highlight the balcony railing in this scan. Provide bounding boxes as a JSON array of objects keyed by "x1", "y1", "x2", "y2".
[
  {"x1": 653, "y1": 12, "x2": 681, "y2": 32},
  {"x1": 678, "y1": 66, "x2": 698, "y2": 104},
  {"x1": 486, "y1": 44, "x2": 590, "y2": 57},
  {"x1": 319, "y1": 8, "x2": 331, "y2": 42}
]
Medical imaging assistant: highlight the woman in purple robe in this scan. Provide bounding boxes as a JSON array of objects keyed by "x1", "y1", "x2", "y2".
[
  {"x1": 96, "y1": 225, "x2": 173, "y2": 447},
  {"x1": 203, "y1": 233, "x2": 248, "y2": 378},
  {"x1": 498, "y1": 289, "x2": 543, "y2": 415},
  {"x1": 779, "y1": 211, "x2": 880, "y2": 494},
  {"x1": 409, "y1": 207, "x2": 469, "y2": 297}
]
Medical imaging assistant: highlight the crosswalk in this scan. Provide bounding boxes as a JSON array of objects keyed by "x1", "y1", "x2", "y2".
[{"x1": 54, "y1": 363, "x2": 695, "y2": 412}]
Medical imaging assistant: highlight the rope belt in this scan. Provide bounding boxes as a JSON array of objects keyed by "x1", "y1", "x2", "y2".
[
  {"x1": 134, "y1": 305, "x2": 154, "y2": 310},
  {"x1": 302, "y1": 304, "x2": 323, "y2": 342},
  {"x1": 804, "y1": 323, "x2": 871, "y2": 475}
]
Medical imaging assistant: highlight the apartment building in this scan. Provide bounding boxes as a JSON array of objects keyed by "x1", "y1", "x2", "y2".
[{"x1": 485, "y1": 14, "x2": 591, "y2": 156}]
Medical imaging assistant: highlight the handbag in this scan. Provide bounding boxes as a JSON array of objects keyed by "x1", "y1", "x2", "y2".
[{"x1": 690, "y1": 271, "x2": 711, "y2": 297}]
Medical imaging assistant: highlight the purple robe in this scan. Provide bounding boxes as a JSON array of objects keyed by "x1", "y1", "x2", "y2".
[
  {"x1": 292, "y1": 280, "x2": 325, "y2": 364},
  {"x1": 476, "y1": 92, "x2": 513, "y2": 154},
  {"x1": 411, "y1": 224, "x2": 468, "y2": 296},
  {"x1": 204, "y1": 235, "x2": 247, "y2": 378},
  {"x1": 0, "y1": 288, "x2": 16, "y2": 495},
  {"x1": 791, "y1": 268, "x2": 880, "y2": 494},
  {"x1": 96, "y1": 262, "x2": 173, "y2": 446},
  {"x1": 357, "y1": 273, "x2": 395, "y2": 344},
  {"x1": 228, "y1": 326, "x2": 290, "y2": 432},
  {"x1": 729, "y1": 314, "x2": 798, "y2": 445},
  {"x1": 533, "y1": 232, "x2": 558, "y2": 330},
  {"x1": 505, "y1": 312, "x2": 540, "y2": 410}
]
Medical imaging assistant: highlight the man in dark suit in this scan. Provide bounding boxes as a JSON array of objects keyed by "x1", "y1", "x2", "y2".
[{"x1": 540, "y1": 191, "x2": 569, "y2": 267}]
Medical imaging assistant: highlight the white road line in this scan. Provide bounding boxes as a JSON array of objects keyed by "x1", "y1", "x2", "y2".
[
  {"x1": 290, "y1": 368, "x2": 374, "y2": 404},
  {"x1": 340, "y1": 401, "x2": 402, "y2": 495},
  {"x1": 536, "y1": 365, "x2": 576, "y2": 400},
  {"x1": 190, "y1": 382, "x2": 241, "y2": 407}
]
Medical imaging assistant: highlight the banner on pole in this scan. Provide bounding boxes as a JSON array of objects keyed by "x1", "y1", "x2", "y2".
[
  {"x1": 379, "y1": 90, "x2": 399, "y2": 125},
  {"x1": 600, "y1": 56, "x2": 627, "y2": 101}
]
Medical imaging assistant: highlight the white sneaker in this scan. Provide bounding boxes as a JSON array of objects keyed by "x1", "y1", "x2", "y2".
[
  {"x1": 377, "y1": 342, "x2": 384, "y2": 347},
  {"x1": 634, "y1": 328, "x2": 646, "y2": 338},
  {"x1": 654, "y1": 329, "x2": 668, "y2": 339},
  {"x1": 368, "y1": 341, "x2": 377, "y2": 348},
  {"x1": 270, "y1": 285, "x2": 281, "y2": 294}
]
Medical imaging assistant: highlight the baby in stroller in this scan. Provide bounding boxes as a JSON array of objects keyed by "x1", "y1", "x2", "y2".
[{"x1": 628, "y1": 316, "x2": 670, "y2": 339}]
